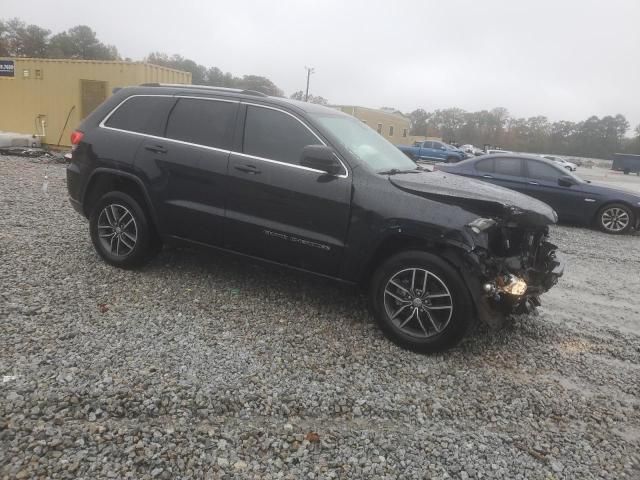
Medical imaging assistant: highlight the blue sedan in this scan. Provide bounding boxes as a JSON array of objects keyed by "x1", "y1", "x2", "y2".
[{"x1": 435, "y1": 154, "x2": 640, "y2": 234}]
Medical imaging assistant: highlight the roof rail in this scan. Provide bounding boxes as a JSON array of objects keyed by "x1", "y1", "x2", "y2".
[
  {"x1": 140, "y1": 83, "x2": 268, "y2": 97},
  {"x1": 240, "y1": 89, "x2": 268, "y2": 97}
]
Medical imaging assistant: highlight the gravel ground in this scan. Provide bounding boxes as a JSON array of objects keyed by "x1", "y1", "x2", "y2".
[{"x1": 1, "y1": 155, "x2": 639, "y2": 480}]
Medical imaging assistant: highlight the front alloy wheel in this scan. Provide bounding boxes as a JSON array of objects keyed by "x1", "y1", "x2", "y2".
[
  {"x1": 598, "y1": 203, "x2": 634, "y2": 234},
  {"x1": 383, "y1": 268, "x2": 453, "y2": 339},
  {"x1": 370, "y1": 251, "x2": 472, "y2": 353}
]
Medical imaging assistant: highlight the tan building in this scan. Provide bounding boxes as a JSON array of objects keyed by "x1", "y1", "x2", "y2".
[
  {"x1": 0, "y1": 57, "x2": 191, "y2": 147},
  {"x1": 332, "y1": 105, "x2": 411, "y2": 145}
]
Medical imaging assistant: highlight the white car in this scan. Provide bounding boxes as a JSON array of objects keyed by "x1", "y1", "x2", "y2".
[
  {"x1": 542, "y1": 155, "x2": 577, "y2": 171},
  {"x1": 460, "y1": 144, "x2": 483, "y2": 157},
  {"x1": 486, "y1": 149, "x2": 512, "y2": 155}
]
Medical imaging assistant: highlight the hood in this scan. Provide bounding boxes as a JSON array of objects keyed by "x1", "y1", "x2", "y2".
[{"x1": 388, "y1": 171, "x2": 557, "y2": 226}]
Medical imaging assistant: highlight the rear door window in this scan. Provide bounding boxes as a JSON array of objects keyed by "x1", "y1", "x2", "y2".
[
  {"x1": 166, "y1": 98, "x2": 237, "y2": 149},
  {"x1": 494, "y1": 157, "x2": 523, "y2": 176},
  {"x1": 526, "y1": 160, "x2": 562, "y2": 181},
  {"x1": 475, "y1": 158, "x2": 494, "y2": 173},
  {"x1": 104, "y1": 96, "x2": 175, "y2": 136},
  {"x1": 243, "y1": 106, "x2": 321, "y2": 165}
]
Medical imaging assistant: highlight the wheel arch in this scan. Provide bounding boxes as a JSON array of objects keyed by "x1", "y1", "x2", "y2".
[
  {"x1": 359, "y1": 233, "x2": 470, "y2": 288},
  {"x1": 82, "y1": 169, "x2": 160, "y2": 233}
]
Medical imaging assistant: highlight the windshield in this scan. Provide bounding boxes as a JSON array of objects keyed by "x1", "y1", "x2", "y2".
[{"x1": 311, "y1": 113, "x2": 417, "y2": 172}]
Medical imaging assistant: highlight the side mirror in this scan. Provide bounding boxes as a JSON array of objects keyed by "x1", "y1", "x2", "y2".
[
  {"x1": 558, "y1": 175, "x2": 576, "y2": 187},
  {"x1": 300, "y1": 145, "x2": 343, "y2": 175}
]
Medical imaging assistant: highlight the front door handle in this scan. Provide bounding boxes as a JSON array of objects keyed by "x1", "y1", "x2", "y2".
[
  {"x1": 482, "y1": 174, "x2": 493, "y2": 178},
  {"x1": 528, "y1": 181, "x2": 539, "y2": 185},
  {"x1": 144, "y1": 144, "x2": 167, "y2": 154},
  {"x1": 234, "y1": 164, "x2": 261, "y2": 174}
]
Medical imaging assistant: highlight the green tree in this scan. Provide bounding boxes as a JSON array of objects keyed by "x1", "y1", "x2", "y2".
[
  {"x1": 408, "y1": 108, "x2": 430, "y2": 136},
  {"x1": 0, "y1": 20, "x2": 10, "y2": 56},
  {"x1": 238, "y1": 75, "x2": 283, "y2": 96},
  {"x1": 206, "y1": 66, "x2": 236, "y2": 88},
  {"x1": 145, "y1": 52, "x2": 206, "y2": 84},
  {"x1": 1, "y1": 18, "x2": 50, "y2": 57},
  {"x1": 48, "y1": 25, "x2": 118, "y2": 60}
]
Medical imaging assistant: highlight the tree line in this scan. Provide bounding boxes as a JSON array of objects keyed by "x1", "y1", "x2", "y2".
[
  {"x1": 0, "y1": 18, "x2": 286, "y2": 96},
  {"x1": 144, "y1": 52, "x2": 284, "y2": 97},
  {"x1": 0, "y1": 18, "x2": 118, "y2": 60},
  {"x1": 3, "y1": 17, "x2": 639, "y2": 158},
  {"x1": 408, "y1": 108, "x2": 640, "y2": 159}
]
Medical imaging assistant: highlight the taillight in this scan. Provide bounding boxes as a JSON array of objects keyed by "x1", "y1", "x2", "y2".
[{"x1": 70, "y1": 130, "x2": 84, "y2": 150}]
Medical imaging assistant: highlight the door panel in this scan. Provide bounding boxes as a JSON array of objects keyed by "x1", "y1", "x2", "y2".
[
  {"x1": 134, "y1": 97, "x2": 239, "y2": 245},
  {"x1": 137, "y1": 140, "x2": 230, "y2": 245},
  {"x1": 224, "y1": 104, "x2": 351, "y2": 276},
  {"x1": 520, "y1": 159, "x2": 591, "y2": 222},
  {"x1": 225, "y1": 155, "x2": 351, "y2": 275}
]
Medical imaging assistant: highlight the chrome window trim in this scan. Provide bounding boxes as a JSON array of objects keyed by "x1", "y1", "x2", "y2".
[
  {"x1": 233, "y1": 151, "x2": 337, "y2": 175},
  {"x1": 98, "y1": 94, "x2": 349, "y2": 179},
  {"x1": 99, "y1": 127, "x2": 232, "y2": 155}
]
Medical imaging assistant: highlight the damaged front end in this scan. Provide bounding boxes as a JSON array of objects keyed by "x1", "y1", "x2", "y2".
[{"x1": 461, "y1": 213, "x2": 564, "y2": 327}]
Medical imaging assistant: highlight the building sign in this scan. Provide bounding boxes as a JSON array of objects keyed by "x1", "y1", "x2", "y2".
[{"x1": 0, "y1": 60, "x2": 15, "y2": 77}]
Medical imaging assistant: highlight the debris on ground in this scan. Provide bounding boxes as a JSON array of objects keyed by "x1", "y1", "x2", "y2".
[{"x1": 0, "y1": 146, "x2": 69, "y2": 163}]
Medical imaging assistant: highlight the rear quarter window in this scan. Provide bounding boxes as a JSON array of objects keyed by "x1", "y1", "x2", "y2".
[
  {"x1": 104, "y1": 96, "x2": 175, "y2": 137},
  {"x1": 475, "y1": 158, "x2": 494, "y2": 172},
  {"x1": 494, "y1": 157, "x2": 523, "y2": 176},
  {"x1": 526, "y1": 160, "x2": 562, "y2": 181}
]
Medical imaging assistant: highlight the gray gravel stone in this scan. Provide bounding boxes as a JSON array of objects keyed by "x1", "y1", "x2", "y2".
[{"x1": 1, "y1": 156, "x2": 639, "y2": 479}]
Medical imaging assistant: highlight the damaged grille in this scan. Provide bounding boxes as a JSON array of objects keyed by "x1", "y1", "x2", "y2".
[{"x1": 488, "y1": 226, "x2": 549, "y2": 269}]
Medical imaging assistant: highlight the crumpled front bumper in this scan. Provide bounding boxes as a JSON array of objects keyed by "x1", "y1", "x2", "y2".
[{"x1": 460, "y1": 240, "x2": 564, "y2": 328}]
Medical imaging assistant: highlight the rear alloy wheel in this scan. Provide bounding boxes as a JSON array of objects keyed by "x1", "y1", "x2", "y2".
[
  {"x1": 97, "y1": 204, "x2": 138, "y2": 257},
  {"x1": 370, "y1": 251, "x2": 472, "y2": 353},
  {"x1": 90, "y1": 191, "x2": 158, "y2": 267},
  {"x1": 598, "y1": 203, "x2": 634, "y2": 234}
]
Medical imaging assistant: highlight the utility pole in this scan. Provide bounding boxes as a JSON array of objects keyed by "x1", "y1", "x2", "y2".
[{"x1": 304, "y1": 66, "x2": 315, "y2": 102}]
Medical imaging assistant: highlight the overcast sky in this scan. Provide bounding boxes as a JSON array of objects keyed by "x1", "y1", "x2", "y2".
[{"x1": 5, "y1": 0, "x2": 640, "y2": 129}]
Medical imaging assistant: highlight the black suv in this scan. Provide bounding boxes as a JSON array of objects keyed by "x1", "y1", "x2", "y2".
[{"x1": 67, "y1": 84, "x2": 563, "y2": 353}]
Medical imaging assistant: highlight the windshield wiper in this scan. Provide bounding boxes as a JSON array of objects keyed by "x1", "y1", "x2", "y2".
[{"x1": 378, "y1": 168, "x2": 423, "y2": 175}]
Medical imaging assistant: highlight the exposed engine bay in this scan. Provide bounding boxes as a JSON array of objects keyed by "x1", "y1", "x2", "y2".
[{"x1": 463, "y1": 218, "x2": 564, "y2": 327}]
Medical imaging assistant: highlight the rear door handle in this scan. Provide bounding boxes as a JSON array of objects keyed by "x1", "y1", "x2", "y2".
[
  {"x1": 144, "y1": 144, "x2": 167, "y2": 154},
  {"x1": 234, "y1": 164, "x2": 261, "y2": 174},
  {"x1": 528, "y1": 181, "x2": 539, "y2": 185},
  {"x1": 482, "y1": 174, "x2": 493, "y2": 178}
]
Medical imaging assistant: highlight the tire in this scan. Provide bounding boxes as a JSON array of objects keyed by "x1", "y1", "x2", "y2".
[
  {"x1": 446, "y1": 156, "x2": 458, "y2": 163},
  {"x1": 369, "y1": 250, "x2": 473, "y2": 353},
  {"x1": 89, "y1": 191, "x2": 159, "y2": 268},
  {"x1": 597, "y1": 203, "x2": 635, "y2": 235}
]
